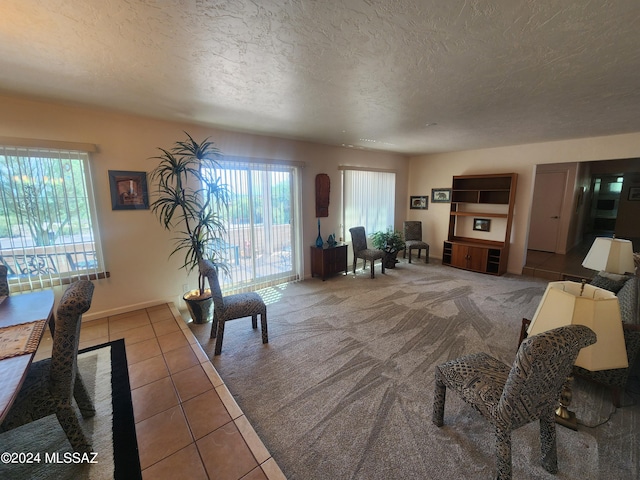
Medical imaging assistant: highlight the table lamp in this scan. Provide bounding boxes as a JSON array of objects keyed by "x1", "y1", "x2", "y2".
[
  {"x1": 582, "y1": 237, "x2": 635, "y2": 275},
  {"x1": 527, "y1": 281, "x2": 628, "y2": 429}
]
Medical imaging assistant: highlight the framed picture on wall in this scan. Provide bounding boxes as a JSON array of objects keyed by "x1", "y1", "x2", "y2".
[
  {"x1": 108, "y1": 170, "x2": 149, "y2": 210},
  {"x1": 410, "y1": 195, "x2": 428, "y2": 209},
  {"x1": 628, "y1": 187, "x2": 640, "y2": 201},
  {"x1": 431, "y1": 188, "x2": 452, "y2": 203}
]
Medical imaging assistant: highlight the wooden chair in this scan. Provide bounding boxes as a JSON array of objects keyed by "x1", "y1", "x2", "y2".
[
  {"x1": 433, "y1": 324, "x2": 596, "y2": 480},
  {"x1": 0, "y1": 280, "x2": 96, "y2": 452},
  {"x1": 349, "y1": 226, "x2": 385, "y2": 278},
  {"x1": 199, "y1": 259, "x2": 268, "y2": 356}
]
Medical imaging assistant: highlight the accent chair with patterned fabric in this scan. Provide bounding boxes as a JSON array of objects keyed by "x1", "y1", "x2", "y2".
[
  {"x1": 0, "y1": 280, "x2": 96, "y2": 453},
  {"x1": 432, "y1": 324, "x2": 596, "y2": 480},
  {"x1": 199, "y1": 259, "x2": 268, "y2": 356},
  {"x1": 349, "y1": 226, "x2": 385, "y2": 278},
  {"x1": 403, "y1": 221, "x2": 430, "y2": 263},
  {"x1": 0, "y1": 265, "x2": 8, "y2": 296}
]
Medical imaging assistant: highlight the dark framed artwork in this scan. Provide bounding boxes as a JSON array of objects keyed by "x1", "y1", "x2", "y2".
[
  {"x1": 108, "y1": 170, "x2": 149, "y2": 210},
  {"x1": 628, "y1": 187, "x2": 640, "y2": 201},
  {"x1": 315, "y1": 173, "x2": 330, "y2": 217},
  {"x1": 431, "y1": 188, "x2": 452, "y2": 203},
  {"x1": 410, "y1": 195, "x2": 428, "y2": 210},
  {"x1": 473, "y1": 218, "x2": 491, "y2": 231}
]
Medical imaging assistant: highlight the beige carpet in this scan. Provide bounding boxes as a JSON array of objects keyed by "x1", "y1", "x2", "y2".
[{"x1": 191, "y1": 260, "x2": 640, "y2": 480}]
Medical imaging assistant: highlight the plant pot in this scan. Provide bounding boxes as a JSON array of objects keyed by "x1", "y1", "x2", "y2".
[
  {"x1": 183, "y1": 289, "x2": 213, "y2": 324},
  {"x1": 383, "y1": 251, "x2": 399, "y2": 269}
]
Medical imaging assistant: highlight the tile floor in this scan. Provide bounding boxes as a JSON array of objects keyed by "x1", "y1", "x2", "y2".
[{"x1": 35, "y1": 303, "x2": 286, "y2": 480}]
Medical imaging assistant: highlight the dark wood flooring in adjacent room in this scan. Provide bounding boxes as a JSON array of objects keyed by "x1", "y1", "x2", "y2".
[{"x1": 523, "y1": 235, "x2": 639, "y2": 281}]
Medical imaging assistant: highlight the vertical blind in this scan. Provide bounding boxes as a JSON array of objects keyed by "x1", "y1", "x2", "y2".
[
  {"x1": 342, "y1": 168, "x2": 396, "y2": 238},
  {"x1": 213, "y1": 158, "x2": 303, "y2": 294},
  {"x1": 0, "y1": 145, "x2": 106, "y2": 292}
]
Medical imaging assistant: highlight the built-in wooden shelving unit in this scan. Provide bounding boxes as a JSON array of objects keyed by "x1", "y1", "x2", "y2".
[{"x1": 442, "y1": 173, "x2": 517, "y2": 275}]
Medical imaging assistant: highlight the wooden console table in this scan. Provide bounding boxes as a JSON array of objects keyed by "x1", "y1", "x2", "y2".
[{"x1": 310, "y1": 244, "x2": 347, "y2": 280}]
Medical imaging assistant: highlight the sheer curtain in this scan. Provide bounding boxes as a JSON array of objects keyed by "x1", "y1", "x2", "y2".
[{"x1": 342, "y1": 167, "x2": 396, "y2": 239}]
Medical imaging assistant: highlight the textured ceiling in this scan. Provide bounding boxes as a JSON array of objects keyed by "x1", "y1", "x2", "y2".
[{"x1": 1, "y1": 0, "x2": 640, "y2": 154}]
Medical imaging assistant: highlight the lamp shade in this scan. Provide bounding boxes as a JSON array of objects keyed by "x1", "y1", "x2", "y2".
[
  {"x1": 582, "y1": 237, "x2": 635, "y2": 274},
  {"x1": 527, "y1": 281, "x2": 628, "y2": 371}
]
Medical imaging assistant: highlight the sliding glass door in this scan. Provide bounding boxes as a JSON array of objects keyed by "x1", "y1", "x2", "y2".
[{"x1": 215, "y1": 159, "x2": 302, "y2": 293}]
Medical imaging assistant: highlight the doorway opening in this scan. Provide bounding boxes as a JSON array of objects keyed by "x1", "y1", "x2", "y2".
[
  {"x1": 524, "y1": 157, "x2": 640, "y2": 280},
  {"x1": 588, "y1": 175, "x2": 624, "y2": 235}
]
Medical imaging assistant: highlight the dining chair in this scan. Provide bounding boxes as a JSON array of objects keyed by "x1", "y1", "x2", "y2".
[
  {"x1": 0, "y1": 280, "x2": 96, "y2": 453},
  {"x1": 403, "y1": 221, "x2": 430, "y2": 263},
  {"x1": 199, "y1": 259, "x2": 268, "y2": 356},
  {"x1": 432, "y1": 324, "x2": 596, "y2": 480},
  {"x1": 349, "y1": 226, "x2": 385, "y2": 278}
]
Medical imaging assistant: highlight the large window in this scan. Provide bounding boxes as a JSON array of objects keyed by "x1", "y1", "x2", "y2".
[
  {"x1": 342, "y1": 168, "x2": 396, "y2": 237},
  {"x1": 211, "y1": 158, "x2": 302, "y2": 294},
  {"x1": 0, "y1": 144, "x2": 105, "y2": 291}
]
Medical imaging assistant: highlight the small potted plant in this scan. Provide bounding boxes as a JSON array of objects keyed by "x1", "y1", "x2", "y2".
[
  {"x1": 371, "y1": 227, "x2": 406, "y2": 269},
  {"x1": 149, "y1": 133, "x2": 230, "y2": 323}
]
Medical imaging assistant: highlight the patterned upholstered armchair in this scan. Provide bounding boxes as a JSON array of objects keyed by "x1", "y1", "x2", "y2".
[
  {"x1": 199, "y1": 259, "x2": 268, "y2": 356},
  {"x1": 1, "y1": 280, "x2": 96, "y2": 452},
  {"x1": 349, "y1": 226, "x2": 385, "y2": 278},
  {"x1": 0, "y1": 265, "x2": 9, "y2": 296},
  {"x1": 433, "y1": 325, "x2": 596, "y2": 480},
  {"x1": 403, "y1": 221, "x2": 429, "y2": 263}
]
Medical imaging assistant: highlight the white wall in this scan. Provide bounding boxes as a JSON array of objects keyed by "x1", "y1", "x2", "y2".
[
  {"x1": 0, "y1": 95, "x2": 408, "y2": 320},
  {"x1": 408, "y1": 133, "x2": 640, "y2": 274}
]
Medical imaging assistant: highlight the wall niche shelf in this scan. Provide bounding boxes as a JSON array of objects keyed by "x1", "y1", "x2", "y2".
[{"x1": 442, "y1": 173, "x2": 517, "y2": 275}]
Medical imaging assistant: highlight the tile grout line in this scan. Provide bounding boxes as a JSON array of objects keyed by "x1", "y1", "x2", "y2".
[
  {"x1": 169, "y1": 304, "x2": 287, "y2": 480},
  {"x1": 69, "y1": 303, "x2": 286, "y2": 479}
]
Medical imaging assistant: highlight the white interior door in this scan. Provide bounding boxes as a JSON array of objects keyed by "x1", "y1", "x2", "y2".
[{"x1": 528, "y1": 171, "x2": 566, "y2": 252}]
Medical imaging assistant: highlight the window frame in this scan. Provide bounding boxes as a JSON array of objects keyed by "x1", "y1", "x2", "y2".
[
  {"x1": 0, "y1": 142, "x2": 107, "y2": 292},
  {"x1": 341, "y1": 167, "x2": 397, "y2": 240},
  {"x1": 208, "y1": 157, "x2": 304, "y2": 294}
]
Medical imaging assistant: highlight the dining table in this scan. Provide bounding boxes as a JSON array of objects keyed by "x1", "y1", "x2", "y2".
[{"x1": 0, "y1": 290, "x2": 55, "y2": 423}]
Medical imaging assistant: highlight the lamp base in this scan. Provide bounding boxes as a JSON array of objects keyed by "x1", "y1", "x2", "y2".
[
  {"x1": 555, "y1": 406, "x2": 578, "y2": 430},
  {"x1": 553, "y1": 374, "x2": 578, "y2": 430}
]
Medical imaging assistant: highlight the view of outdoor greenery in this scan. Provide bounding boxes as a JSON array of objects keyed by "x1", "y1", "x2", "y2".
[
  {"x1": 213, "y1": 165, "x2": 297, "y2": 291},
  {"x1": 225, "y1": 176, "x2": 291, "y2": 226},
  {"x1": 0, "y1": 149, "x2": 98, "y2": 282},
  {"x1": 0, "y1": 154, "x2": 92, "y2": 247}
]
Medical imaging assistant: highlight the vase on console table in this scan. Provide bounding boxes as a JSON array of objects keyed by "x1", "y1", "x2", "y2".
[{"x1": 315, "y1": 219, "x2": 324, "y2": 248}]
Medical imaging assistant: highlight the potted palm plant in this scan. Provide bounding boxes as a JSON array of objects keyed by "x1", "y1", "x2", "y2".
[
  {"x1": 371, "y1": 227, "x2": 406, "y2": 269},
  {"x1": 149, "y1": 133, "x2": 230, "y2": 323}
]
